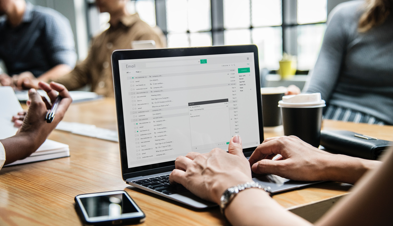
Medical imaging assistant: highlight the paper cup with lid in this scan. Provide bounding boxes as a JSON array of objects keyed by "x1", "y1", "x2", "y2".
[{"x1": 279, "y1": 93, "x2": 325, "y2": 147}]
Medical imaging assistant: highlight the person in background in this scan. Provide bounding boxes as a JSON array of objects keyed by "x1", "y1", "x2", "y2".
[
  {"x1": 29, "y1": 0, "x2": 165, "y2": 97},
  {"x1": 289, "y1": 0, "x2": 393, "y2": 125},
  {"x1": 0, "y1": 0, "x2": 76, "y2": 89},
  {"x1": 170, "y1": 135, "x2": 392, "y2": 225},
  {"x1": 0, "y1": 82, "x2": 72, "y2": 169}
]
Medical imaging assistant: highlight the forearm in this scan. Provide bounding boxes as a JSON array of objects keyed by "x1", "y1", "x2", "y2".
[
  {"x1": 1, "y1": 133, "x2": 41, "y2": 165},
  {"x1": 225, "y1": 189, "x2": 311, "y2": 226},
  {"x1": 322, "y1": 154, "x2": 381, "y2": 184},
  {"x1": 317, "y1": 147, "x2": 393, "y2": 226},
  {"x1": 38, "y1": 64, "x2": 72, "y2": 82},
  {"x1": 51, "y1": 65, "x2": 88, "y2": 91}
]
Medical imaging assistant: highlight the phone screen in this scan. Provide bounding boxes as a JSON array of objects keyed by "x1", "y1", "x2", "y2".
[
  {"x1": 79, "y1": 193, "x2": 138, "y2": 218},
  {"x1": 76, "y1": 191, "x2": 145, "y2": 225}
]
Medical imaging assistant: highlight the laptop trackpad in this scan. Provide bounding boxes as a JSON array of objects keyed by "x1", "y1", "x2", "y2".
[
  {"x1": 169, "y1": 192, "x2": 216, "y2": 209},
  {"x1": 252, "y1": 174, "x2": 318, "y2": 194}
]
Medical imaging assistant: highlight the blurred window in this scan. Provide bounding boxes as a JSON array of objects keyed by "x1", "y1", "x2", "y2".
[
  {"x1": 297, "y1": 24, "x2": 326, "y2": 70},
  {"x1": 166, "y1": 0, "x2": 211, "y2": 47},
  {"x1": 297, "y1": 0, "x2": 327, "y2": 24},
  {"x1": 86, "y1": 0, "x2": 327, "y2": 71},
  {"x1": 252, "y1": 27, "x2": 282, "y2": 69},
  {"x1": 224, "y1": 0, "x2": 250, "y2": 29}
]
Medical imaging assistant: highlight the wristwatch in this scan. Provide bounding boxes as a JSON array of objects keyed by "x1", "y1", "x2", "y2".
[{"x1": 220, "y1": 182, "x2": 272, "y2": 217}]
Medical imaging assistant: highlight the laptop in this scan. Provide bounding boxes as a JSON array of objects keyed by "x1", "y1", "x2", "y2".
[{"x1": 111, "y1": 45, "x2": 317, "y2": 209}]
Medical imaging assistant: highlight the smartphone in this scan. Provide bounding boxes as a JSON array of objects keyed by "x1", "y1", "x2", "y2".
[{"x1": 75, "y1": 190, "x2": 145, "y2": 225}]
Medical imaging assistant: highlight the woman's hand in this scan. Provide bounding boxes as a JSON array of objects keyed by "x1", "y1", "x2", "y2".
[
  {"x1": 3, "y1": 81, "x2": 72, "y2": 164},
  {"x1": 169, "y1": 135, "x2": 253, "y2": 204},
  {"x1": 17, "y1": 81, "x2": 72, "y2": 150},
  {"x1": 249, "y1": 136, "x2": 333, "y2": 181}
]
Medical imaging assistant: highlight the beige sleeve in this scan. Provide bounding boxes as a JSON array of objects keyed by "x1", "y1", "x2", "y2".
[
  {"x1": 52, "y1": 60, "x2": 91, "y2": 91},
  {"x1": 0, "y1": 141, "x2": 5, "y2": 170},
  {"x1": 52, "y1": 38, "x2": 98, "y2": 90}
]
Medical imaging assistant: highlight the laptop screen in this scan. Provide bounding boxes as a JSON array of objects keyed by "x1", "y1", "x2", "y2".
[{"x1": 117, "y1": 52, "x2": 261, "y2": 169}]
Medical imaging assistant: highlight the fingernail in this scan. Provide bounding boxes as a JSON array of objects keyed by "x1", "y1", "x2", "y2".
[{"x1": 233, "y1": 135, "x2": 241, "y2": 144}]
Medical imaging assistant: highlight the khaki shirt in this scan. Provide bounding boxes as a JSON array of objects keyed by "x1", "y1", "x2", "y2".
[{"x1": 53, "y1": 14, "x2": 165, "y2": 97}]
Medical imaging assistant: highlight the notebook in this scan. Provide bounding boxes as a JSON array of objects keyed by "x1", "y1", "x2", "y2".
[
  {"x1": 111, "y1": 45, "x2": 317, "y2": 209},
  {"x1": 0, "y1": 87, "x2": 70, "y2": 166}
]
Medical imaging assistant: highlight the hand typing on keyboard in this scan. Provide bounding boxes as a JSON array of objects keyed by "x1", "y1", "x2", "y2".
[
  {"x1": 133, "y1": 175, "x2": 187, "y2": 195},
  {"x1": 169, "y1": 135, "x2": 253, "y2": 204}
]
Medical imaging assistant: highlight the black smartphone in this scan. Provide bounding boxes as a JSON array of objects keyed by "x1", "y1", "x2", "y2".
[{"x1": 74, "y1": 190, "x2": 145, "y2": 225}]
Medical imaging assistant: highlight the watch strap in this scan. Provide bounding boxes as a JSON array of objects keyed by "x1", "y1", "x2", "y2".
[{"x1": 220, "y1": 182, "x2": 272, "y2": 216}]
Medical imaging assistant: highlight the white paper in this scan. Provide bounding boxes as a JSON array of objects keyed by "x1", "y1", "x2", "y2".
[
  {"x1": 56, "y1": 121, "x2": 118, "y2": 142},
  {"x1": 0, "y1": 87, "x2": 23, "y2": 139},
  {"x1": 14, "y1": 90, "x2": 101, "y2": 103},
  {"x1": 56, "y1": 121, "x2": 96, "y2": 133},
  {"x1": 95, "y1": 128, "x2": 119, "y2": 142}
]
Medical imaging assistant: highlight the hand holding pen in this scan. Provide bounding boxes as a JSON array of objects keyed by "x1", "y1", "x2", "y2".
[
  {"x1": 38, "y1": 82, "x2": 72, "y2": 125},
  {"x1": 14, "y1": 82, "x2": 72, "y2": 153},
  {"x1": 12, "y1": 82, "x2": 72, "y2": 128}
]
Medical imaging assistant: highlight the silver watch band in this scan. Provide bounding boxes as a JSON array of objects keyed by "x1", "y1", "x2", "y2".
[{"x1": 220, "y1": 182, "x2": 271, "y2": 217}]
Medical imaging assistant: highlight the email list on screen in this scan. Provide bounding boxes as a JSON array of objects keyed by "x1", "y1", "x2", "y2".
[{"x1": 118, "y1": 53, "x2": 260, "y2": 168}]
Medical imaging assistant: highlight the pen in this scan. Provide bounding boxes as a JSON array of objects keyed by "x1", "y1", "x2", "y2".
[{"x1": 45, "y1": 95, "x2": 63, "y2": 123}]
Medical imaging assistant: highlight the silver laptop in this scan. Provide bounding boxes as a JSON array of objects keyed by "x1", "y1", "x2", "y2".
[{"x1": 111, "y1": 45, "x2": 317, "y2": 209}]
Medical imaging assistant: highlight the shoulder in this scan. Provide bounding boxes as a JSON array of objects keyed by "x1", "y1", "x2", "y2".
[
  {"x1": 326, "y1": 0, "x2": 365, "y2": 37},
  {"x1": 329, "y1": 1, "x2": 365, "y2": 23},
  {"x1": 90, "y1": 29, "x2": 108, "y2": 45},
  {"x1": 131, "y1": 17, "x2": 158, "y2": 35},
  {"x1": 133, "y1": 17, "x2": 152, "y2": 28}
]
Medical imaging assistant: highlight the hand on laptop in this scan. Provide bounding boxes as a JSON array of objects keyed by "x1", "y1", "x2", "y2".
[
  {"x1": 169, "y1": 135, "x2": 254, "y2": 204},
  {"x1": 249, "y1": 136, "x2": 381, "y2": 184},
  {"x1": 249, "y1": 136, "x2": 331, "y2": 181}
]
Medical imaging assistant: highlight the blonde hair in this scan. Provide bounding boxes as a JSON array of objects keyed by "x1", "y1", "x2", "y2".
[{"x1": 359, "y1": 0, "x2": 393, "y2": 32}]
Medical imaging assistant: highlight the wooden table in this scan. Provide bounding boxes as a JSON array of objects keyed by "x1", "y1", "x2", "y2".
[{"x1": 1, "y1": 98, "x2": 392, "y2": 225}]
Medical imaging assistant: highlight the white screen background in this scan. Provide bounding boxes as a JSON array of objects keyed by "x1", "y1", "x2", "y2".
[{"x1": 118, "y1": 53, "x2": 260, "y2": 168}]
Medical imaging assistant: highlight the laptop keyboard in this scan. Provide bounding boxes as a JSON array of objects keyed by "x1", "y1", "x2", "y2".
[{"x1": 132, "y1": 175, "x2": 187, "y2": 195}]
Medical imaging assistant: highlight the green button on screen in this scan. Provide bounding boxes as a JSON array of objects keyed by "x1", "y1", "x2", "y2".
[
  {"x1": 200, "y1": 59, "x2": 207, "y2": 64},
  {"x1": 226, "y1": 142, "x2": 230, "y2": 145},
  {"x1": 238, "y1": 67, "x2": 250, "y2": 73}
]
